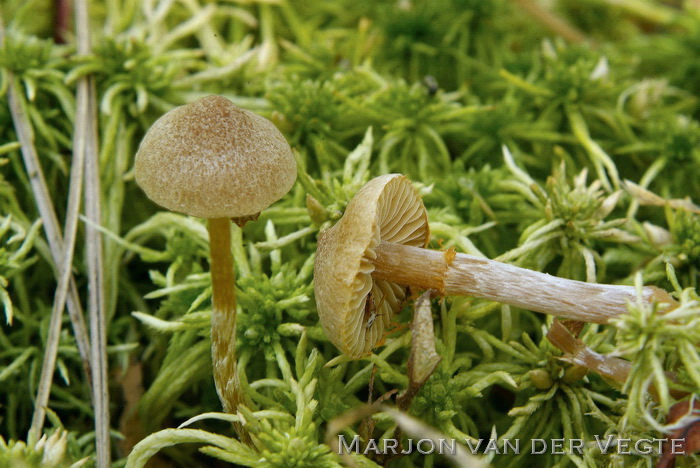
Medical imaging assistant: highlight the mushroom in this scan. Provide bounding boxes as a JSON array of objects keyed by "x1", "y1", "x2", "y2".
[
  {"x1": 134, "y1": 95, "x2": 296, "y2": 413},
  {"x1": 314, "y1": 174, "x2": 677, "y2": 358}
]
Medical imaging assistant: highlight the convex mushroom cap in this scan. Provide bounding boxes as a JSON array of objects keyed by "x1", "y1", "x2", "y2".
[
  {"x1": 314, "y1": 174, "x2": 429, "y2": 357},
  {"x1": 135, "y1": 95, "x2": 296, "y2": 219}
]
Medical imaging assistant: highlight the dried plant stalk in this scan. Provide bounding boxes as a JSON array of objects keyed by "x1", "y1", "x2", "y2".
[
  {"x1": 0, "y1": 15, "x2": 91, "y2": 445},
  {"x1": 74, "y1": 0, "x2": 111, "y2": 464}
]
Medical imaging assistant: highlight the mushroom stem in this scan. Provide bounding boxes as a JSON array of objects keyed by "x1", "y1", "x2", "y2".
[
  {"x1": 371, "y1": 242, "x2": 677, "y2": 322},
  {"x1": 207, "y1": 217, "x2": 238, "y2": 412}
]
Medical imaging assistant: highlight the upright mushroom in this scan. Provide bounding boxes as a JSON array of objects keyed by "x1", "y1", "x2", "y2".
[
  {"x1": 134, "y1": 95, "x2": 296, "y2": 413},
  {"x1": 314, "y1": 174, "x2": 677, "y2": 358}
]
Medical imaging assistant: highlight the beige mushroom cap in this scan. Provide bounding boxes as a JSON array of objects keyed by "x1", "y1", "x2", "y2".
[
  {"x1": 134, "y1": 95, "x2": 296, "y2": 219},
  {"x1": 314, "y1": 174, "x2": 430, "y2": 357}
]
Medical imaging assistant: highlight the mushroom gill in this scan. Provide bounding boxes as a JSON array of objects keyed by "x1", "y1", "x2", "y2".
[{"x1": 314, "y1": 174, "x2": 430, "y2": 357}]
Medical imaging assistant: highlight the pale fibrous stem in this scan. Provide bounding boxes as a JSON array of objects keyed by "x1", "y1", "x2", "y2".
[{"x1": 371, "y1": 242, "x2": 677, "y2": 322}]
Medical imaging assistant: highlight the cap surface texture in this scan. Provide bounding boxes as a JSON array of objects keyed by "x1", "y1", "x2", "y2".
[
  {"x1": 135, "y1": 95, "x2": 296, "y2": 218},
  {"x1": 314, "y1": 174, "x2": 429, "y2": 357}
]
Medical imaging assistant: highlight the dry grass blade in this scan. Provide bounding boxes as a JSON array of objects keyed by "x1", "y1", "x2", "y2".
[
  {"x1": 382, "y1": 407, "x2": 489, "y2": 468},
  {"x1": 326, "y1": 404, "x2": 489, "y2": 468},
  {"x1": 0, "y1": 15, "x2": 92, "y2": 445},
  {"x1": 74, "y1": 0, "x2": 111, "y2": 465}
]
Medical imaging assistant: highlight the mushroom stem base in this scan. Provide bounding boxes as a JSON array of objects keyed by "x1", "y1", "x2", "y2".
[{"x1": 371, "y1": 242, "x2": 677, "y2": 322}]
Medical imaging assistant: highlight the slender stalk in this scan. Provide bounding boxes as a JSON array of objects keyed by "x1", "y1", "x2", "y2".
[
  {"x1": 207, "y1": 218, "x2": 238, "y2": 407},
  {"x1": 208, "y1": 218, "x2": 251, "y2": 443},
  {"x1": 372, "y1": 242, "x2": 677, "y2": 323},
  {"x1": 75, "y1": 0, "x2": 111, "y2": 465}
]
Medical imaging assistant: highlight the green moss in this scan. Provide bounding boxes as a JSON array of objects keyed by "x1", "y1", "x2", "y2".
[{"x1": 1, "y1": 1, "x2": 700, "y2": 467}]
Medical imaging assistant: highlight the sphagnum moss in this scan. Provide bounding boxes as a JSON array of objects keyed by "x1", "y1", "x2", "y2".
[{"x1": 1, "y1": 0, "x2": 700, "y2": 467}]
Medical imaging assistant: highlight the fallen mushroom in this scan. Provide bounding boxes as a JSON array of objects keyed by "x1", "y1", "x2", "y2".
[
  {"x1": 134, "y1": 95, "x2": 296, "y2": 414},
  {"x1": 314, "y1": 174, "x2": 677, "y2": 357}
]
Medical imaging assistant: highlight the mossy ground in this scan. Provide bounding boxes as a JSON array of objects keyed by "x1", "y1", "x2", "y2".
[{"x1": 1, "y1": 0, "x2": 699, "y2": 467}]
